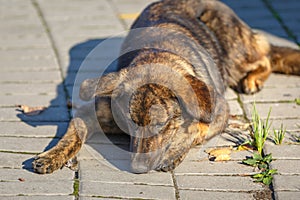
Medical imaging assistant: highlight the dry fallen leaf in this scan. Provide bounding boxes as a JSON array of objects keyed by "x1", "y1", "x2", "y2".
[
  {"x1": 205, "y1": 146, "x2": 233, "y2": 161},
  {"x1": 16, "y1": 105, "x2": 47, "y2": 116}
]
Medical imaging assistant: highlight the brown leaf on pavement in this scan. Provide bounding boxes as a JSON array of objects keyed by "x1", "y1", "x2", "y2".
[
  {"x1": 205, "y1": 146, "x2": 233, "y2": 161},
  {"x1": 16, "y1": 105, "x2": 47, "y2": 116}
]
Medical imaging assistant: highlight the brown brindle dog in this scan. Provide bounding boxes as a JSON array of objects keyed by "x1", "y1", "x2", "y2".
[{"x1": 33, "y1": 0, "x2": 300, "y2": 174}]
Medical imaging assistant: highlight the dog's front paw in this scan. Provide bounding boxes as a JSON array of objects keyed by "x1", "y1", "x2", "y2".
[
  {"x1": 242, "y1": 77, "x2": 263, "y2": 94},
  {"x1": 32, "y1": 153, "x2": 64, "y2": 174}
]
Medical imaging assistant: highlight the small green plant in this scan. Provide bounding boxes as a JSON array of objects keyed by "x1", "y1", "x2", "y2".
[
  {"x1": 252, "y1": 168, "x2": 278, "y2": 185},
  {"x1": 241, "y1": 104, "x2": 278, "y2": 185},
  {"x1": 273, "y1": 123, "x2": 286, "y2": 145},
  {"x1": 242, "y1": 104, "x2": 272, "y2": 155},
  {"x1": 243, "y1": 153, "x2": 277, "y2": 185},
  {"x1": 243, "y1": 153, "x2": 272, "y2": 170}
]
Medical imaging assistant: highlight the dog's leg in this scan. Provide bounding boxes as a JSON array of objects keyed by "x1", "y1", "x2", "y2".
[
  {"x1": 242, "y1": 56, "x2": 272, "y2": 94},
  {"x1": 242, "y1": 44, "x2": 300, "y2": 94},
  {"x1": 32, "y1": 117, "x2": 87, "y2": 174},
  {"x1": 32, "y1": 97, "x2": 120, "y2": 174},
  {"x1": 270, "y1": 45, "x2": 300, "y2": 75}
]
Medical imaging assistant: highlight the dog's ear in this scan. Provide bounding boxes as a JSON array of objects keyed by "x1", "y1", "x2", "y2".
[
  {"x1": 79, "y1": 72, "x2": 120, "y2": 101},
  {"x1": 180, "y1": 75, "x2": 215, "y2": 123}
]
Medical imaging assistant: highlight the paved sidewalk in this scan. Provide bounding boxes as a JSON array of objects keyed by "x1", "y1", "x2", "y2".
[{"x1": 0, "y1": 0, "x2": 299, "y2": 199}]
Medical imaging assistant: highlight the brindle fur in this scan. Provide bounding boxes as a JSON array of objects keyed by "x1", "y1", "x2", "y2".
[{"x1": 33, "y1": 0, "x2": 300, "y2": 174}]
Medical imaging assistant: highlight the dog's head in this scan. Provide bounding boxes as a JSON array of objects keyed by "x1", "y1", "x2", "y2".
[{"x1": 80, "y1": 59, "x2": 214, "y2": 173}]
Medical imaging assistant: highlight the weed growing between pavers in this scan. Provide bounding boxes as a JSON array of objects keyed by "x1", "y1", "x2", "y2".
[
  {"x1": 240, "y1": 104, "x2": 279, "y2": 185},
  {"x1": 243, "y1": 153, "x2": 277, "y2": 185},
  {"x1": 242, "y1": 104, "x2": 272, "y2": 155},
  {"x1": 72, "y1": 172, "x2": 79, "y2": 198},
  {"x1": 272, "y1": 123, "x2": 286, "y2": 145}
]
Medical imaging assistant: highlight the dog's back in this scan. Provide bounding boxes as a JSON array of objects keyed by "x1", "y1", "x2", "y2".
[{"x1": 117, "y1": 0, "x2": 226, "y2": 96}]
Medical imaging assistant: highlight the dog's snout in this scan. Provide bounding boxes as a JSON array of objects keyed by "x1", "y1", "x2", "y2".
[{"x1": 130, "y1": 150, "x2": 162, "y2": 174}]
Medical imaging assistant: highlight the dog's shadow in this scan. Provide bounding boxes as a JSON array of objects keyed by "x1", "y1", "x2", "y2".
[{"x1": 19, "y1": 37, "x2": 134, "y2": 173}]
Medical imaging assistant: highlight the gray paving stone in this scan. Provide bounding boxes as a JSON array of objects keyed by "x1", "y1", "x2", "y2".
[
  {"x1": 276, "y1": 191, "x2": 300, "y2": 200},
  {"x1": 0, "y1": 122, "x2": 68, "y2": 137},
  {"x1": 0, "y1": 94, "x2": 67, "y2": 107},
  {"x1": 273, "y1": 175, "x2": 300, "y2": 191},
  {"x1": 0, "y1": 34, "x2": 51, "y2": 49},
  {"x1": 264, "y1": 74, "x2": 300, "y2": 88},
  {"x1": 0, "y1": 181, "x2": 73, "y2": 196},
  {"x1": 176, "y1": 175, "x2": 264, "y2": 191},
  {"x1": 225, "y1": 88, "x2": 238, "y2": 100},
  {"x1": 240, "y1": 87, "x2": 300, "y2": 103},
  {"x1": 0, "y1": 137, "x2": 60, "y2": 153},
  {"x1": 36, "y1": 0, "x2": 114, "y2": 21},
  {"x1": 79, "y1": 197, "x2": 118, "y2": 200},
  {"x1": 36, "y1": 0, "x2": 125, "y2": 73},
  {"x1": 203, "y1": 132, "x2": 248, "y2": 148},
  {"x1": 270, "y1": 119, "x2": 300, "y2": 132},
  {"x1": 0, "y1": 168, "x2": 73, "y2": 181},
  {"x1": 179, "y1": 190, "x2": 256, "y2": 200},
  {"x1": 0, "y1": 152, "x2": 34, "y2": 169},
  {"x1": 244, "y1": 103, "x2": 300, "y2": 120},
  {"x1": 228, "y1": 100, "x2": 244, "y2": 116},
  {"x1": 0, "y1": 71, "x2": 61, "y2": 84},
  {"x1": 79, "y1": 159, "x2": 173, "y2": 186},
  {"x1": 80, "y1": 181, "x2": 175, "y2": 200},
  {"x1": 0, "y1": 48, "x2": 55, "y2": 61},
  {"x1": 265, "y1": 144, "x2": 300, "y2": 159},
  {"x1": 175, "y1": 160, "x2": 256, "y2": 176},
  {"x1": 270, "y1": 159, "x2": 300, "y2": 175},
  {"x1": 0, "y1": 57, "x2": 59, "y2": 70},
  {"x1": 0, "y1": 196, "x2": 74, "y2": 200},
  {"x1": 0, "y1": 83, "x2": 64, "y2": 95}
]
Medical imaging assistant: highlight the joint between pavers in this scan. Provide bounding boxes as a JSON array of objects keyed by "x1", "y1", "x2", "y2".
[
  {"x1": 171, "y1": 171, "x2": 181, "y2": 200},
  {"x1": 236, "y1": 93, "x2": 250, "y2": 121},
  {"x1": 31, "y1": 0, "x2": 72, "y2": 120}
]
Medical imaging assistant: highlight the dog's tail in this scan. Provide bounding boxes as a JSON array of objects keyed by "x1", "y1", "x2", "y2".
[{"x1": 270, "y1": 45, "x2": 300, "y2": 75}]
